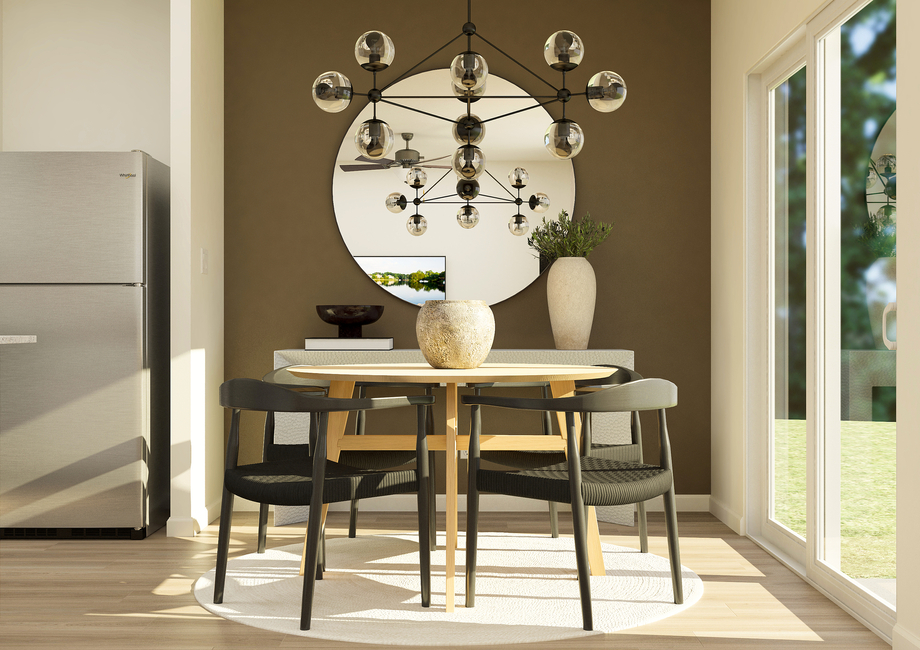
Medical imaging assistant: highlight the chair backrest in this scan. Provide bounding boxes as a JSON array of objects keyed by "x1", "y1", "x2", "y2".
[
  {"x1": 574, "y1": 364, "x2": 644, "y2": 390},
  {"x1": 220, "y1": 377, "x2": 433, "y2": 414},
  {"x1": 463, "y1": 378, "x2": 676, "y2": 414}
]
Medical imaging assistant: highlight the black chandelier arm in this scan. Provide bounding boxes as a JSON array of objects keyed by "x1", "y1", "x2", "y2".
[
  {"x1": 380, "y1": 32, "x2": 466, "y2": 92},
  {"x1": 478, "y1": 97, "x2": 561, "y2": 125},
  {"x1": 482, "y1": 168, "x2": 517, "y2": 199},
  {"x1": 419, "y1": 193, "x2": 462, "y2": 203},
  {"x1": 378, "y1": 99, "x2": 461, "y2": 125},
  {"x1": 477, "y1": 193, "x2": 517, "y2": 202},
  {"x1": 419, "y1": 168, "x2": 455, "y2": 199},
  {"x1": 419, "y1": 200, "x2": 518, "y2": 205},
  {"x1": 380, "y1": 95, "x2": 558, "y2": 99},
  {"x1": 474, "y1": 32, "x2": 559, "y2": 93}
]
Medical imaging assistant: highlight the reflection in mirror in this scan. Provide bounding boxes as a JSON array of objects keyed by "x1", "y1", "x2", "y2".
[{"x1": 332, "y1": 69, "x2": 575, "y2": 306}]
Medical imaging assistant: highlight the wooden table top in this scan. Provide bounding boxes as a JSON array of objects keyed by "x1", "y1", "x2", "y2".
[{"x1": 286, "y1": 362, "x2": 613, "y2": 384}]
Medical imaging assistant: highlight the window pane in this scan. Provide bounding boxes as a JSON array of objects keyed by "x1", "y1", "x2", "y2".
[
  {"x1": 827, "y1": 0, "x2": 896, "y2": 606},
  {"x1": 771, "y1": 66, "x2": 807, "y2": 539}
]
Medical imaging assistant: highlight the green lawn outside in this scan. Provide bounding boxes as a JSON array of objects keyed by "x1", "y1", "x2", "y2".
[{"x1": 773, "y1": 419, "x2": 896, "y2": 579}]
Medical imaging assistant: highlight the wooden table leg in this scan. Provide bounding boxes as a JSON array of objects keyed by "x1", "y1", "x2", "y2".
[
  {"x1": 549, "y1": 379, "x2": 605, "y2": 578},
  {"x1": 300, "y1": 379, "x2": 354, "y2": 576},
  {"x1": 445, "y1": 382, "x2": 458, "y2": 612}
]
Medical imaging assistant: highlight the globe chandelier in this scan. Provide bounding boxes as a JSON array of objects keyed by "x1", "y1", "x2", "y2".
[{"x1": 312, "y1": 0, "x2": 627, "y2": 237}]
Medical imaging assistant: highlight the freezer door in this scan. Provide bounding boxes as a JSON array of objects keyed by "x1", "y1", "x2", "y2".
[
  {"x1": 0, "y1": 285, "x2": 147, "y2": 528},
  {"x1": 0, "y1": 152, "x2": 145, "y2": 284}
]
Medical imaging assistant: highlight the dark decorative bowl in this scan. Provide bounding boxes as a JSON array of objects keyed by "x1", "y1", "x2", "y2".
[{"x1": 316, "y1": 305, "x2": 384, "y2": 338}]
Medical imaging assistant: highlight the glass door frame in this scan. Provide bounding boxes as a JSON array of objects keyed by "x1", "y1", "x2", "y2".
[{"x1": 744, "y1": 0, "x2": 897, "y2": 639}]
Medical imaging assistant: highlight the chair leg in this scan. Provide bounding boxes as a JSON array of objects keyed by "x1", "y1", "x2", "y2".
[
  {"x1": 465, "y1": 475, "x2": 480, "y2": 608},
  {"x1": 570, "y1": 496, "x2": 594, "y2": 631},
  {"x1": 548, "y1": 502, "x2": 559, "y2": 538},
  {"x1": 257, "y1": 503, "x2": 269, "y2": 553},
  {"x1": 417, "y1": 452, "x2": 431, "y2": 607},
  {"x1": 300, "y1": 504, "x2": 324, "y2": 629},
  {"x1": 637, "y1": 501, "x2": 649, "y2": 553},
  {"x1": 213, "y1": 488, "x2": 235, "y2": 604},
  {"x1": 662, "y1": 486, "x2": 684, "y2": 604},
  {"x1": 317, "y1": 525, "x2": 325, "y2": 579},
  {"x1": 348, "y1": 499, "x2": 359, "y2": 538},
  {"x1": 428, "y1": 450, "x2": 437, "y2": 549}
]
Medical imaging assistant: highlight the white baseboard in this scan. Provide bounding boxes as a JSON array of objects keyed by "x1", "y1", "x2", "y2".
[
  {"x1": 708, "y1": 496, "x2": 745, "y2": 534},
  {"x1": 230, "y1": 494, "x2": 711, "y2": 514},
  {"x1": 166, "y1": 516, "x2": 200, "y2": 537},
  {"x1": 894, "y1": 623, "x2": 920, "y2": 650}
]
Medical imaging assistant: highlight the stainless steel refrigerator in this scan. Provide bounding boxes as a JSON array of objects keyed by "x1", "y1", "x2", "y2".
[{"x1": 0, "y1": 151, "x2": 169, "y2": 539}]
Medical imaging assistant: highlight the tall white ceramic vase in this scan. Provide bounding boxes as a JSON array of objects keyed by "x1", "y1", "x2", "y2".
[{"x1": 546, "y1": 257, "x2": 596, "y2": 350}]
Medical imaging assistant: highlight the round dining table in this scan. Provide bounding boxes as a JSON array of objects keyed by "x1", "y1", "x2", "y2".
[{"x1": 287, "y1": 362, "x2": 614, "y2": 612}]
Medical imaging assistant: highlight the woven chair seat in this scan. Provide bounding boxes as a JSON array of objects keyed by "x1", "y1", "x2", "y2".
[
  {"x1": 226, "y1": 459, "x2": 419, "y2": 507},
  {"x1": 477, "y1": 456, "x2": 672, "y2": 507},
  {"x1": 340, "y1": 450, "x2": 417, "y2": 470}
]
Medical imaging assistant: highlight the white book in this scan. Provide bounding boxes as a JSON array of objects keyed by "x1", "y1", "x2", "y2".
[{"x1": 305, "y1": 337, "x2": 394, "y2": 351}]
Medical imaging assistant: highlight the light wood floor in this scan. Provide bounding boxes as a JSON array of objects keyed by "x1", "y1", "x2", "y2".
[{"x1": 0, "y1": 511, "x2": 889, "y2": 649}]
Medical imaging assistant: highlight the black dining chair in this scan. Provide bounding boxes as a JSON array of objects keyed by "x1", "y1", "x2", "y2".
[
  {"x1": 261, "y1": 366, "x2": 437, "y2": 546},
  {"x1": 214, "y1": 378, "x2": 433, "y2": 630},
  {"x1": 462, "y1": 377, "x2": 682, "y2": 631},
  {"x1": 472, "y1": 365, "x2": 650, "y2": 550}
]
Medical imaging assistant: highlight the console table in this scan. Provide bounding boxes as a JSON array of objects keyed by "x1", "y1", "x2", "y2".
[{"x1": 271, "y1": 348, "x2": 635, "y2": 526}]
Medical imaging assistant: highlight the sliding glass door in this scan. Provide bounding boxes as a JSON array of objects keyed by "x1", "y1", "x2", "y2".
[
  {"x1": 819, "y1": 0, "x2": 896, "y2": 607},
  {"x1": 751, "y1": 0, "x2": 897, "y2": 635}
]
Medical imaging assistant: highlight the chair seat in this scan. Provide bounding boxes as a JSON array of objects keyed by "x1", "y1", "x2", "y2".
[
  {"x1": 226, "y1": 459, "x2": 419, "y2": 506},
  {"x1": 340, "y1": 450, "x2": 417, "y2": 470},
  {"x1": 482, "y1": 442, "x2": 641, "y2": 469},
  {"x1": 477, "y1": 456, "x2": 672, "y2": 507}
]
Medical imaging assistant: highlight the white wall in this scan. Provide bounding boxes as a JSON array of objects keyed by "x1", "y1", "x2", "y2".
[
  {"x1": 0, "y1": 0, "x2": 169, "y2": 163},
  {"x1": 712, "y1": 1, "x2": 920, "y2": 648},
  {"x1": 710, "y1": 0, "x2": 822, "y2": 533},
  {"x1": 167, "y1": 0, "x2": 224, "y2": 537}
]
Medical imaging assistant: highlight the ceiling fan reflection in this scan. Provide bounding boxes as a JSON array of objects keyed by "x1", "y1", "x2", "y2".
[{"x1": 339, "y1": 132, "x2": 451, "y2": 173}]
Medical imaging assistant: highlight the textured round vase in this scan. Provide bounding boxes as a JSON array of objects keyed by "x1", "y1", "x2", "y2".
[
  {"x1": 546, "y1": 257, "x2": 596, "y2": 350},
  {"x1": 416, "y1": 300, "x2": 495, "y2": 369}
]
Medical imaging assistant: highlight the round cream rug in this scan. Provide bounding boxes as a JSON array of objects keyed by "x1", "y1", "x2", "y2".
[{"x1": 194, "y1": 532, "x2": 703, "y2": 646}]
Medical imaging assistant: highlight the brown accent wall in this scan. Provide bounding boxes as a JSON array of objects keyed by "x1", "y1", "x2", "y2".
[{"x1": 224, "y1": 0, "x2": 712, "y2": 494}]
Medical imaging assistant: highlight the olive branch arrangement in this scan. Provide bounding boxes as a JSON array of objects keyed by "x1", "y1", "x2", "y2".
[{"x1": 526, "y1": 209, "x2": 613, "y2": 263}]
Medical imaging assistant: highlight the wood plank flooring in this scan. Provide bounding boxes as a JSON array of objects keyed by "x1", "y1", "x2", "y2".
[{"x1": 0, "y1": 512, "x2": 889, "y2": 649}]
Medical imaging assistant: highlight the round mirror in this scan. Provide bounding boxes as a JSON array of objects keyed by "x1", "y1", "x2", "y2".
[{"x1": 332, "y1": 69, "x2": 576, "y2": 306}]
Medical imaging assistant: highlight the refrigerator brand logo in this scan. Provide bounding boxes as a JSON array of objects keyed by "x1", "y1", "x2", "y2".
[{"x1": 119, "y1": 173, "x2": 137, "y2": 178}]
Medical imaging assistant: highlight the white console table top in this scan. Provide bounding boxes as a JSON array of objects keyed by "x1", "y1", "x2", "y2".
[{"x1": 0, "y1": 335, "x2": 37, "y2": 345}]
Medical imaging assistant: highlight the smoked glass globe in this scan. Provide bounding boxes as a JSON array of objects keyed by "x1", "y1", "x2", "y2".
[
  {"x1": 544, "y1": 119, "x2": 584, "y2": 159},
  {"x1": 508, "y1": 215, "x2": 530, "y2": 236},
  {"x1": 508, "y1": 167, "x2": 529, "y2": 188},
  {"x1": 586, "y1": 70, "x2": 627, "y2": 113},
  {"x1": 407, "y1": 214, "x2": 428, "y2": 236},
  {"x1": 450, "y1": 51, "x2": 488, "y2": 91},
  {"x1": 456, "y1": 178, "x2": 480, "y2": 201},
  {"x1": 385, "y1": 192, "x2": 407, "y2": 213},
  {"x1": 543, "y1": 31, "x2": 584, "y2": 71},
  {"x1": 406, "y1": 167, "x2": 427, "y2": 188},
  {"x1": 453, "y1": 82, "x2": 486, "y2": 103},
  {"x1": 457, "y1": 205, "x2": 480, "y2": 229},
  {"x1": 354, "y1": 119, "x2": 394, "y2": 159},
  {"x1": 874, "y1": 204, "x2": 896, "y2": 224},
  {"x1": 451, "y1": 145, "x2": 485, "y2": 179},
  {"x1": 529, "y1": 192, "x2": 550, "y2": 213},
  {"x1": 875, "y1": 153, "x2": 897, "y2": 177},
  {"x1": 453, "y1": 114, "x2": 486, "y2": 145},
  {"x1": 354, "y1": 31, "x2": 395, "y2": 71},
  {"x1": 312, "y1": 71, "x2": 353, "y2": 113}
]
